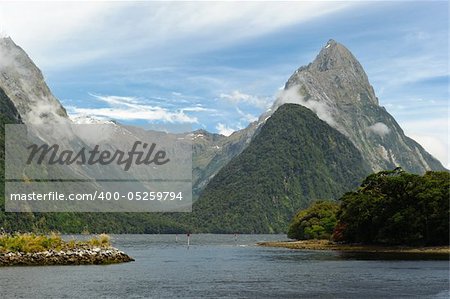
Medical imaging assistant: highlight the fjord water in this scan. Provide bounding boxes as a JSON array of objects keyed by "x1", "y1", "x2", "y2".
[{"x1": 0, "y1": 235, "x2": 448, "y2": 298}]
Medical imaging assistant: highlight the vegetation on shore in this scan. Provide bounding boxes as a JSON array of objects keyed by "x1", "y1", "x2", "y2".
[
  {"x1": 0, "y1": 232, "x2": 135, "y2": 266},
  {"x1": 0, "y1": 232, "x2": 111, "y2": 253},
  {"x1": 288, "y1": 169, "x2": 449, "y2": 246},
  {"x1": 258, "y1": 239, "x2": 450, "y2": 259},
  {"x1": 287, "y1": 201, "x2": 339, "y2": 240}
]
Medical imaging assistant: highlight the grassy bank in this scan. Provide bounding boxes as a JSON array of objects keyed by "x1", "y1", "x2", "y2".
[
  {"x1": 0, "y1": 232, "x2": 110, "y2": 253},
  {"x1": 0, "y1": 233, "x2": 134, "y2": 266},
  {"x1": 258, "y1": 240, "x2": 450, "y2": 259}
]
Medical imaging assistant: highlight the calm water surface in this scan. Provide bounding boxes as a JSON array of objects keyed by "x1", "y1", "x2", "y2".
[{"x1": 0, "y1": 234, "x2": 448, "y2": 298}]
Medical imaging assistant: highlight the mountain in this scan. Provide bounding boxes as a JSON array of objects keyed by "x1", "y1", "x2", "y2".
[
  {"x1": 190, "y1": 104, "x2": 371, "y2": 233},
  {"x1": 0, "y1": 86, "x2": 21, "y2": 183},
  {"x1": 0, "y1": 83, "x2": 189, "y2": 231},
  {"x1": 0, "y1": 37, "x2": 193, "y2": 232},
  {"x1": 191, "y1": 122, "x2": 259, "y2": 198},
  {"x1": 0, "y1": 37, "x2": 446, "y2": 234},
  {"x1": 189, "y1": 40, "x2": 446, "y2": 233},
  {"x1": 0, "y1": 86, "x2": 21, "y2": 198},
  {"x1": 0, "y1": 36, "x2": 252, "y2": 204},
  {"x1": 0, "y1": 86, "x2": 21, "y2": 126},
  {"x1": 0, "y1": 37, "x2": 67, "y2": 124},
  {"x1": 277, "y1": 39, "x2": 445, "y2": 173}
]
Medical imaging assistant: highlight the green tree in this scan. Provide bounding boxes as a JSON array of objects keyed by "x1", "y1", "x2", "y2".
[
  {"x1": 333, "y1": 169, "x2": 449, "y2": 246},
  {"x1": 288, "y1": 200, "x2": 339, "y2": 240}
]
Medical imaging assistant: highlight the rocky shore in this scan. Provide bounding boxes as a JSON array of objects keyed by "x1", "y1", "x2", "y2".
[{"x1": 0, "y1": 246, "x2": 134, "y2": 266}]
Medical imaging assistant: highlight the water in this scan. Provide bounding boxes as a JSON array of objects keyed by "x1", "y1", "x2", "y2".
[{"x1": 0, "y1": 234, "x2": 448, "y2": 298}]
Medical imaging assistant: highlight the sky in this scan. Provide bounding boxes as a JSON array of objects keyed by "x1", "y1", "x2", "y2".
[{"x1": 0, "y1": 1, "x2": 448, "y2": 168}]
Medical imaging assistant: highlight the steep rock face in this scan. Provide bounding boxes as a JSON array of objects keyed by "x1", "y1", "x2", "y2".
[
  {"x1": 278, "y1": 39, "x2": 445, "y2": 173},
  {"x1": 1, "y1": 36, "x2": 445, "y2": 233},
  {"x1": 0, "y1": 37, "x2": 257, "y2": 199},
  {"x1": 0, "y1": 87, "x2": 22, "y2": 207},
  {"x1": 191, "y1": 122, "x2": 259, "y2": 199},
  {"x1": 192, "y1": 104, "x2": 371, "y2": 233},
  {"x1": 0, "y1": 37, "x2": 67, "y2": 124},
  {"x1": 0, "y1": 86, "x2": 22, "y2": 169},
  {"x1": 0, "y1": 86, "x2": 21, "y2": 125}
]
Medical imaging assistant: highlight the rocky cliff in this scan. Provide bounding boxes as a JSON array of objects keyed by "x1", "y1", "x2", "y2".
[{"x1": 276, "y1": 39, "x2": 445, "y2": 173}]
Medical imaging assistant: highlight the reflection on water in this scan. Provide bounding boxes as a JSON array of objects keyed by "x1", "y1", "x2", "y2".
[
  {"x1": 0, "y1": 234, "x2": 448, "y2": 298},
  {"x1": 338, "y1": 251, "x2": 450, "y2": 261}
]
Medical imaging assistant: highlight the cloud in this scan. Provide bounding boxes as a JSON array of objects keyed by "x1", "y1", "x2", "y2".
[
  {"x1": 408, "y1": 133, "x2": 448, "y2": 169},
  {"x1": 364, "y1": 25, "x2": 448, "y2": 98},
  {"x1": 219, "y1": 90, "x2": 272, "y2": 109},
  {"x1": 400, "y1": 118, "x2": 449, "y2": 169},
  {"x1": 274, "y1": 85, "x2": 337, "y2": 128},
  {"x1": 181, "y1": 106, "x2": 215, "y2": 113},
  {"x1": 0, "y1": 2, "x2": 354, "y2": 70},
  {"x1": 90, "y1": 94, "x2": 141, "y2": 106},
  {"x1": 0, "y1": 2, "x2": 119, "y2": 69},
  {"x1": 371, "y1": 54, "x2": 448, "y2": 88},
  {"x1": 216, "y1": 123, "x2": 238, "y2": 136},
  {"x1": 368, "y1": 122, "x2": 391, "y2": 137},
  {"x1": 67, "y1": 94, "x2": 198, "y2": 123},
  {"x1": 236, "y1": 107, "x2": 258, "y2": 123}
]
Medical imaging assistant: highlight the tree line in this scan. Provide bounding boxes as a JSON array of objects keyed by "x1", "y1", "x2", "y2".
[{"x1": 288, "y1": 169, "x2": 449, "y2": 246}]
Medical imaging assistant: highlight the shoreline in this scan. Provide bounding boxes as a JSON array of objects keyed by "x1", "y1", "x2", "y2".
[
  {"x1": 0, "y1": 233, "x2": 134, "y2": 266},
  {"x1": 257, "y1": 240, "x2": 450, "y2": 259},
  {"x1": 0, "y1": 246, "x2": 134, "y2": 266}
]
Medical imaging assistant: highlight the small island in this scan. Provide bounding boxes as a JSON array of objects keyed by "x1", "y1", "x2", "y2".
[
  {"x1": 0, "y1": 233, "x2": 134, "y2": 266},
  {"x1": 260, "y1": 169, "x2": 450, "y2": 260}
]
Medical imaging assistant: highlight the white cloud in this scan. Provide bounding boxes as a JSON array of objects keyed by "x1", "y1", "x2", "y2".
[
  {"x1": 365, "y1": 28, "x2": 448, "y2": 98},
  {"x1": 371, "y1": 55, "x2": 448, "y2": 88},
  {"x1": 90, "y1": 94, "x2": 141, "y2": 106},
  {"x1": 274, "y1": 85, "x2": 337, "y2": 128},
  {"x1": 0, "y1": 2, "x2": 355, "y2": 70},
  {"x1": 181, "y1": 106, "x2": 215, "y2": 113},
  {"x1": 408, "y1": 133, "x2": 448, "y2": 169},
  {"x1": 67, "y1": 94, "x2": 198, "y2": 123},
  {"x1": 236, "y1": 107, "x2": 258, "y2": 123},
  {"x1": 400, "y1": 118, "x2": 449, "y2": 169},
  {"x1": 219, "y1": 90, "x2": 272, "y2": 109},
  {"x1": 368, "y1": 122, "x2": 391, "y2": 137},
  {"x1": 216, "y1": 123, "x2": 237, "y2": 136},
  {"x1": 0, "y1": 2, "x2": 119, "y2": 68}
]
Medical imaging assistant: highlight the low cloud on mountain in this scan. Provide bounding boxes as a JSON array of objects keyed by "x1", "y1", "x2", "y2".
[
  {"x1": 274, "y1": 85, "x2": 337, "y2": 129},
  {"x1": 368, "y1": 122, "x2": 391, "y2": 137},
  {"x1": 66, "y1": 94, "x2": 199, "y2": 123}
]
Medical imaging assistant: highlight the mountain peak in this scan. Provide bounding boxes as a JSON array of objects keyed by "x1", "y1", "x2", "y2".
[
  {"x1": 325, "y1": 38, "x2": 338, "y2": 47},
  {"x1": 284, "y1": 39, "x2": 377, "y2": 107},
  {"x1": 310, "y1": 39, "x2": 364, "y2": 73},
  {"x1": 280, "y1": 39, "x2": 445, "y2": 173},
  {"x1": 0, "y1": 35, "x2": 12, "y2": 43},
  {"x1": 0, "y1": 36, "x2": 68, "y2": 124}
]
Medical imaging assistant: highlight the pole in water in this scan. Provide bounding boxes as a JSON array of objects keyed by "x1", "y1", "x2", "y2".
[
  {"x1": 234, "y1": 233, "x2": 238, "y2": 246},
  {"x1": 176, "y1": 234, "x2": 178, "y2": 242},
  {"x1": 187, "y1": 233, "x2": 190, "y2": 248}
]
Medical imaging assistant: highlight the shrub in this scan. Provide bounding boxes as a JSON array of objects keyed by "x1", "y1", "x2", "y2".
[
  {"x1": 0, "y1": 233, "x2": 112, "y2": 253},
  {"x1": 288, "y1": 201, "x2": 339, "y2": 240}
]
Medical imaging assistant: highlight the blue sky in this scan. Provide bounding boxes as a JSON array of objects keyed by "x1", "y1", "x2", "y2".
[{"x1": 0, "y1": 1, "x2": 448, "y2": 167}]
